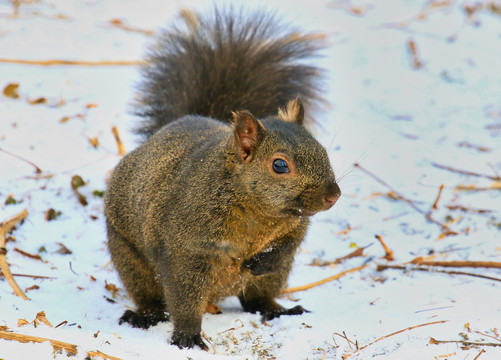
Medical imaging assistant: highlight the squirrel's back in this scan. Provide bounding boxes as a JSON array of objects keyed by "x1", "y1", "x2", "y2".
[{"x1": 133, "y1": 7, "x2": 325, "y2": 139}]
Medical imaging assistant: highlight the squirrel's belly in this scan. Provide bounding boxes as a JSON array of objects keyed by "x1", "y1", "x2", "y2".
[{"x1": 208, "y1": 263, "x2": 252, "y2": 301}]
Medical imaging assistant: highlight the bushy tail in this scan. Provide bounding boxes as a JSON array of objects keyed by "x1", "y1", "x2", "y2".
[{"x1": 133, "y1": 7, "x2": 325, "y2": 139}]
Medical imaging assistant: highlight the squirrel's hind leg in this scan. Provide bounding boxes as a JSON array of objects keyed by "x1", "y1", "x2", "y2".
[{"x1": 107, "y1": 223, "x2": 168, "y2": 329}]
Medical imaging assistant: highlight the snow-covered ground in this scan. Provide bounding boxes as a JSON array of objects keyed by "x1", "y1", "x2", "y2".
[{"x1": 1, "y1": 0, "x2": 500, "y2": 359}]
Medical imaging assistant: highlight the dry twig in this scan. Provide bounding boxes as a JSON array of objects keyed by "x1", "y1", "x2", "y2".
[
  {"x1": 354, "y1": 163, "x2": 449, "y2": 230},
  {"x1": 431, "y1": 162, "x2": 501, "y2": 181},
  {"x1": 375, "y1": 235, "x2": 394, "y2": 261},
  {"x1": 0, "y1": 58, "x2": 144, "y2": 67},
  {"x1": 111, "y1": 126, "x2": 126, "y2": 155},
  {"x1": 431, "y1": 184, "x2": 445, "y2": 210},
  {"x1": 473, "y1": 349, "x2": 486, "y2": 360},
  {"x1": 430, "y1": 337, "x2": 501, "y2": 347},
  {"x1": 0, "y1": 272, "x2": 54, "y2": 279},
  {"x1": 310, "y1": 244, "x2": 371, "y2": 267},
  {"x1": 407, "y1": 39, "x2": 423, "y2": 69},
  {"x1": 282, "y1": 264, "x2": 368, "y2": 294},
  {"x1": 343, "y1": 321, "x2": 447, "y2": 359},
  {"x1": 0, "y1": 209, "x2": 30, "y2": 300},
  {"x1": 377, "y1": 264, "x2": 501, "y2": 282},
  {"x1": 0, "y1": 330, "x2": 122, "y2": 359},
  {"x1": 409, "y1": 258, "x2": 501, "y2": 269},
  {"x1": 0, "y1": 148, "x2": 42, "y2": 174}
]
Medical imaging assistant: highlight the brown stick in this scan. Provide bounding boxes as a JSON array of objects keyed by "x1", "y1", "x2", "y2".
[
  {"x1": 0, "y1": 209, "x2": 30, "y2": 300},
  {"x1": 431, "y1": 184, "x2": 445, "y2": 210},
  {"x1": 375, "y1": 235, "x2": 394, "y2": 261},
  {"x1": 473, "y1": 349, "x2": 486, "y2": 360},
  {"x1": 111, "y1": 126, "x2": 126, "y2": 156},
  {"x1": 354, "y1": 163, "x2": 449, "y2": 229},
  {"x1": 343, "y1": 321, "x2": 447, "y2": 359},
  {"x1": 282, "y1": 264, "x2": 368, "y2": 294},
  {"x1": 430, "y1": 337, "x2": 501, "y2": 347},
  {"x1": 431, "y1": 162, "x2": 501, "y2": 181},
  {"x1": 409, "y1": 258, "x2": 501, "y2": 268},
  {"x1": 0, "y1": 58, "x2": 145, "y2": 67},
  {"x1": 13, "y1": 247, "x2": 44, "y2": 262},
  {"x1": 0, "y1": 147, "x2": 42, "y2": 174},
  {"x1": 377, "y1": 264, "x2": 501, "y2": 282},
  {"x1": 0, "y1": 331, "x2": 122, "y2": 359},
  {"x1": 0, "y1": 272, "x2": 55, "y2": 279},
  {"x1": 407, "y1": 39, "x2": 423, "y2": 69},
  {"x1": 310, "y1": 244, "x2": 371, "y2": 266}
]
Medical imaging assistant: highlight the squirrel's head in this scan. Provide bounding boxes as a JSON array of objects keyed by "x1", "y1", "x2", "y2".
[{"x1": 231, "y1": 98, "x2": 341, "y2": 218}]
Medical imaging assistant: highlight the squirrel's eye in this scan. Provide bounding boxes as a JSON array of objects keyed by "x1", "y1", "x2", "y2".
[{"x1": 272, "y1": 159, "x2": 289, "y2": 174}]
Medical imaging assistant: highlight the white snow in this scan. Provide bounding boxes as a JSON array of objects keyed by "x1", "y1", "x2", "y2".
[{"x1": 1, "y1": 0, "x2": 500, "y2": 359}]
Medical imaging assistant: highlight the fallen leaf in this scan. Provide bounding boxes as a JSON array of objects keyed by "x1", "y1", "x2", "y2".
[
  {"x1": 56, "y1": 242, "x2": 72, "y2": 255},
  {"x1": 71, "y1": 175, "x2": 86, "y2": 190},
  {"x1": 86, "y1": 103, "x2": 98, "y2": 109},
  {"x1": 89, "y1": 137, "x2": 99, "y2": 148},
  {"x1": 25, "y1": 285, "x2": 40, "y2": 292},
  {"x1": 45, "y1": 208, "x2": 62, "y2": 221},
  {"x1": 17, "y1": 319, "x2": 30, "y2": 327},
  {"x1": 93, "y1": 190, "x2": 104, "y2": 197},
  {"x1": 77, "y1": 193, "x2": 88, "y2": 206},
  {"x1": 35, "y1": 311, "x2": 53, "y2": 327},
  {"x1": 5, "y1": 194, "x2": 17, "y2": 205},
  {"x1": 105, "y1": 281, "x2": 119, "y2": 297},
  {"x1": 28, "y1": 97, "x2": 47, "y2": 105},
  {"x1": 3, "y1": 83, "x2": 20, "y2": 99}
]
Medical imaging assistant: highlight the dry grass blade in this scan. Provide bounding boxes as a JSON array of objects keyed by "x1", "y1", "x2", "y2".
[
  {"x1": 0, "y1": 147, "x2": 42, "y2": 174},
  {"x1": 112, "y1": 126, "x2": 126, "y2": 155},
  {"x1": 343, "y1": 321, "x2": 447, "y2": 359},
  {"x1": 0, "y1": 209, "x2": 30, "y2": 300},
  {"x1": 431, "y1": 162, "x2": 501, "y2": 181},
  {"x1": 430, "y1": 337, "x2": 501, "y2": 347},
  {"x1": 282, "y1": 264, "x2": 367, "y2": 294},
  {"x1": 0, "y1": 330, "x2": 122, "y2": 359},
  {"x1": 0, "y1": 58, "x2": 145, "y2": 67},
  {"x1": 354, "y1": 163, "x2": 449, "y2": 230}
]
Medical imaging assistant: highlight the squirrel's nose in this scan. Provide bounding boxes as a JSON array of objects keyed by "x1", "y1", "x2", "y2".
[
  {"x1": 323, "y1": 182, "x2": 341, "y2": 208},
  {"x1": 324, "y1": 194, "x2": 339, "y2": 206}
]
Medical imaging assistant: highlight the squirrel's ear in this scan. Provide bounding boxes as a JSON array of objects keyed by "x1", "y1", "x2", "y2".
[
  {"x1": 277, "y1": 98, "x2": 305, "y2": 125},
  {"x1": 232, "y1": 110, "x2": 265, "y2": 162}
]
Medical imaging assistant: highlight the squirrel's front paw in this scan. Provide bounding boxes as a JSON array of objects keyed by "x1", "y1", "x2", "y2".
[
  {"x1": 242, "y1": 248, "x2": 282, "y2": 276},
  {"x1": 171, "y1": 332, "x2": 209, "y2": 351},
  {"x1": 119, "y1": 309, "x2": 169, "y2": 329},
  {"x1": 262, "y1": 305, "x2": 310, "y2": 322}
]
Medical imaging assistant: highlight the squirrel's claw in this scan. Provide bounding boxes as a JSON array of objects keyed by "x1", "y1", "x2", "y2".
[{"x1": 171, "y1": 333, "x2": 209, "y2": 351}]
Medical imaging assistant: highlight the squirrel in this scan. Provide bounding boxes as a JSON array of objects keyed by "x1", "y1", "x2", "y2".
[{"x1": 104, "y1": 8, "x2": 341, "y2": 350}]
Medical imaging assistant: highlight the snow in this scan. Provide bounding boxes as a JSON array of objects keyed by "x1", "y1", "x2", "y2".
[{"x1": 1, "y1": 0, "x2": 500, "y2": 359}]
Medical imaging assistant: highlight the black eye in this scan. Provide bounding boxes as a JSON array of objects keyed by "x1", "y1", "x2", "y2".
[{"x1": 272, "y1": 159, "x2": 289, "y2": 174}]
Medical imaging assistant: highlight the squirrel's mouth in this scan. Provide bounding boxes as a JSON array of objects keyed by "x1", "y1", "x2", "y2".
[
  {"x1": 284, "y1": 208, "x2": 319, "y2": 217},
  {"x1": 284, "y1": 183, "x2": 341, "y2": 217}
]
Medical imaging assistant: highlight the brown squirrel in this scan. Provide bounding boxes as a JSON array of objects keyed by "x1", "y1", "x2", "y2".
[{"x1": 104, "y1": 8, "x2": 341, "y2": 350}]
